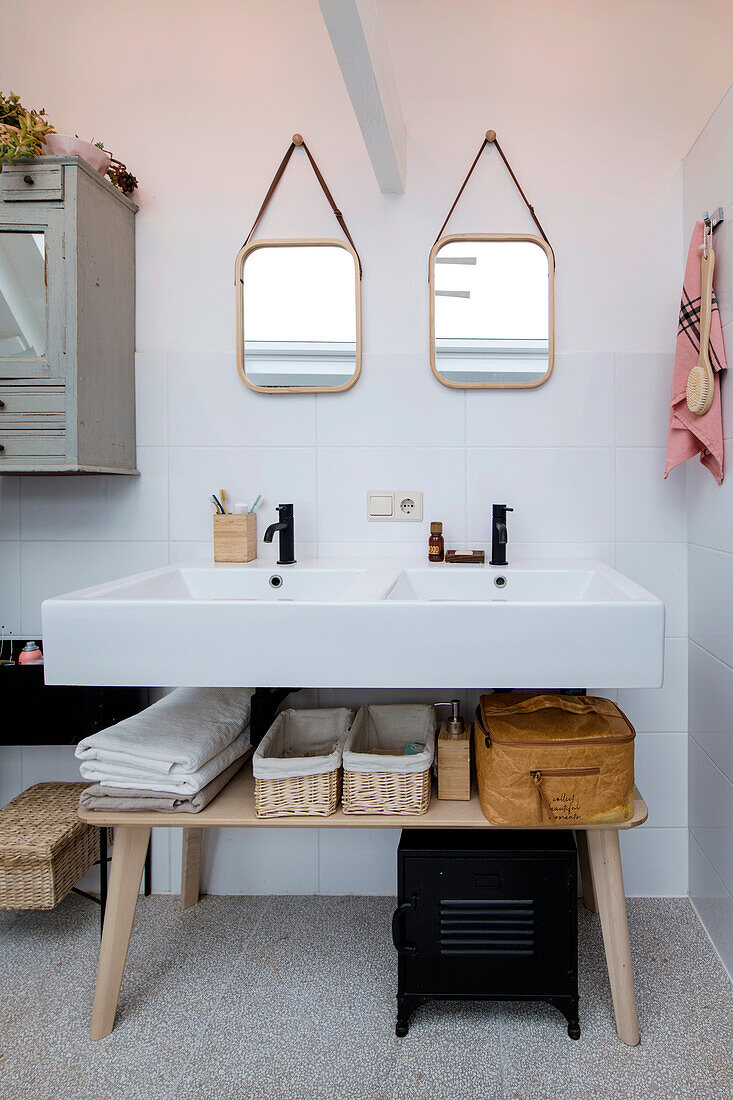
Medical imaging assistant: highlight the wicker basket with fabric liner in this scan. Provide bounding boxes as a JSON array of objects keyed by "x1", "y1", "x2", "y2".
[
  {"x1": 474, "y1": 693, "x2": 635, "y2": 826},
  {"x1": 252, "y1": 708, "x2": 354, "y2": 817},
  {"x1": 342, "y1": 704, "x2": 436, "y2": 815}
]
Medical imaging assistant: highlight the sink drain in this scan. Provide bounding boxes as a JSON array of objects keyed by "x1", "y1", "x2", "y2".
[
  {"x1": 494, "y1": 575, "x2": 507, "y2": 589},
  {"x1": 269, "y1": 574, "x2": 284, "y2": 589}
]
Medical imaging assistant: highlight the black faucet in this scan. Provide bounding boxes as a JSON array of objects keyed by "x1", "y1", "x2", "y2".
[
  {"x1": 490, "y1": 504, "x2": 513, "y2": 566},
  {"x1": 263, "y1": 503, "x2": 296, "y2": 565}
]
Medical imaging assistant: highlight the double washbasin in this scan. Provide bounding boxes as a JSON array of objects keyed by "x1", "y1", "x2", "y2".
[{"x1": 42, "y1": 558, "x2": 664, "y2": 690}]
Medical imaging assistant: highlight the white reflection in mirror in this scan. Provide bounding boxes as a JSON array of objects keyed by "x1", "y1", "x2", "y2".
[
  {"x1": 0, "y1": 232, "x2": 46, "y2": 358},
  {"x1": 242, "y1": 244, "x2": 357, "y2": 389},
  {"x1": 433, "y1": 239, "x2": 550, "y2": 386}
]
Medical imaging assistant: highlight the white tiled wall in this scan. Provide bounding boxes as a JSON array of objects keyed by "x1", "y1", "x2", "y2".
[
  {"x1": 0, "y1": 0, "x2": 709, "y2": 898},
  {"x1": 0, "y1": 342, "x2": 690, "y2": 897},
  {"x1": 684, "y1": 79, "x2": 733, "y2": 976}
]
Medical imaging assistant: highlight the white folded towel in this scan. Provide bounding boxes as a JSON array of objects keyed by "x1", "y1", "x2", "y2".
[
  {"x1": 75, "y1": 687, "x2": 253, "y2": 780},
  {"x1": 78, "y1": 731, "x2": 250, "y2": 795}
]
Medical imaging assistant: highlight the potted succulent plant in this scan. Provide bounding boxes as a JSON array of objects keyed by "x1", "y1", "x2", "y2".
[{"x1": 0, "y1": 91, "x2": 54, "y2": 166}]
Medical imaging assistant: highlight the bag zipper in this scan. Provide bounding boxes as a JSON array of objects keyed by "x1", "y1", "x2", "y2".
[
  {"x1": 476, "y1": 711, "x2": 634, "y2": 749},
  {"x1": 530, "y1": 767, "x2": 601, "y2": 779},
  {"x1": 481, "y1": 728, "x2": 634, "y2": 748},
  {"x1": 493, "y1": 734, "x2": 632, "y2": 746},
  {"x1": 476, "y1": 700, "x2": 636, "y2": 747},
  {"x1": 530, "y1": 767, "x2": 601, "y2": 821}
]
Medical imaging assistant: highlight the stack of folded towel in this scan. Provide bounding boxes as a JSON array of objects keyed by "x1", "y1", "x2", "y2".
[{"x1": 76, "y1": 687, "x2": 254, "y2": 813}]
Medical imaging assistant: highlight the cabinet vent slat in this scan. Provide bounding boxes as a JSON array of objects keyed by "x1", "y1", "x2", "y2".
[
  {"x1": 441, "y1": 948, "x2": 535, "y2": 956},
  {"x1": 439, "y1": 900, "x2": 535, "y2": 957},
  {"x1": 441, "y1": 915, "x2": 534, "y2": 923},
  {"x1": 441, "y1": 898, "x2": 533, "y2": 908},
  {"x1": 441, "y1": 936, "x2": 535, "y2": 946}
]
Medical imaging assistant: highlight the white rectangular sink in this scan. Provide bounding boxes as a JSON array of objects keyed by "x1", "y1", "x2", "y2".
[
  {"x1": 83, "y1": 566, "x2": 372, "y2": 603},
  {"x1": 42, "y1": 558, "x2": 664, "y2": 689},
  {"x1": 385, "y1": 566, "x2": 624, "y2": 603}
]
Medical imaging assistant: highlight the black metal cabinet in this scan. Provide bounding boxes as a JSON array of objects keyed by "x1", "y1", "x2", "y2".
[{"x1": 393, "y1": 829, "x2": 579, "y2": 1038}]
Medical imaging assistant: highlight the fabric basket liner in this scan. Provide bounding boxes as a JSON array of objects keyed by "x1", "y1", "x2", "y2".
[
  {"x1": 252, "y1": 708, "x2": 354, "y2": 780},
  {"x1": 343, "y1": 704, "x2": 436, "y2": 775}
]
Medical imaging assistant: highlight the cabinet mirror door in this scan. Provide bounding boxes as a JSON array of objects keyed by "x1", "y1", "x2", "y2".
[
  {"x1": 236, "y1": 239, "x2": 361, "y2": 394},
  {"x1": 430, "y1": 234, "x2": 554, "y2": 389},
  {"x1": 0, "y1": 230, "x2": 46, "y2": 359}
]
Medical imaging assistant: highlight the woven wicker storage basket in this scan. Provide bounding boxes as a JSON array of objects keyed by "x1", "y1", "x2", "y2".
[
  {"x1": 342, "y1": 704, "x2": 436, "y2": 815},
  {"x1": 253, "y1": 708, "x2": 353, "y2": 817},
  {"x1": 0, "y1": 783, "x2": 105, "y2": 910}
]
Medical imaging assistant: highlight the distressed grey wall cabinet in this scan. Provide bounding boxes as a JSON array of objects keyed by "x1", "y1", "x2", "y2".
[{"x1": 0, "y1": 156, "x2": 138, "y2": 474}]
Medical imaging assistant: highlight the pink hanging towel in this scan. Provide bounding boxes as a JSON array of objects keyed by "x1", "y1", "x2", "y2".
[{"x1": 665, "y1": 221, "x2": 727, "y2": 484}]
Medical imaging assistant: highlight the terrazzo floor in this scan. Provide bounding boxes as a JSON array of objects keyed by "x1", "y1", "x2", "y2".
[{"x1": 0, "y1": 895, "x2": 731, "y2": 1100}]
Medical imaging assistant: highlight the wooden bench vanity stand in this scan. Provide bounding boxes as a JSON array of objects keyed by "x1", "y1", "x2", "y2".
[{"x1": 78, "y1": 767, "x2": 648, "y2": 1046}]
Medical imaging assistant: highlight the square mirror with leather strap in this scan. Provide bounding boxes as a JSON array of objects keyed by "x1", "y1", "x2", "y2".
[
  {"x1": 235, "y1": 135, "x2": 363, "y2": 395},
  {"x1": 236, "y1": 238, "x2": 361, "y2": 394},
  {"x1": 429, "y1": 232, "x2": 554, "y2": 389}
]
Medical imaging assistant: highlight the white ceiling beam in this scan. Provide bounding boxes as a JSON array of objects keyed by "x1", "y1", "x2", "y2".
[{"x1": 317, "y1": 0, "x2": 406, "y2": 194}]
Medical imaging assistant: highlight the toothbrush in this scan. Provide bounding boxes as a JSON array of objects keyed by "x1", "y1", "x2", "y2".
[
  {"x1": 249, "y1": 493, "x2": 262, "y2": 514},
  {"x1": 210, "y1": 494, "x2": 225, "y2": 514},
  {"x1": 219, "y1": 489, "x2": 228, "y2": 514}
]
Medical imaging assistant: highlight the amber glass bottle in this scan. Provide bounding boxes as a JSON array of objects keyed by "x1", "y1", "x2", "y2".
[{"x1": 429, "y1": 521, "x2": 445, "y2": 562}]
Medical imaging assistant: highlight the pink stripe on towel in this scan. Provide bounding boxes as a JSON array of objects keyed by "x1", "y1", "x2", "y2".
[{"x1": 665, "y1": 221, "x2": 727, "y2": 484}]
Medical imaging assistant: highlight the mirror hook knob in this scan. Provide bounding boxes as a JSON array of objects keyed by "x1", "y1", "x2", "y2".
[
  {"x1": 292, "y1": 133, "x2": 304, "y2": 146},
  {"x1": 485, "y1": 130, "x2": 496, "y2": 143}
]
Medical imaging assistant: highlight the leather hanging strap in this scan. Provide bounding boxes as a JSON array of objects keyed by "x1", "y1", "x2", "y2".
[
  {"x1": 242, "y1": 141, "x2": 297, "y2": 250},
  {"x1": 432, "y1": 130, "x2": 554, "y2": 265},
  {"x1": 242, "y1": 134, "x2": 362, "y2": 278}
]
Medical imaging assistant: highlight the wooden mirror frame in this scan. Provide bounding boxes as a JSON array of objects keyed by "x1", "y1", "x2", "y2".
[
  {"x1": 429, "y1": 232, "x2": 555, "y2": 390},
  {"x1": 235, "y1": 237, "x2": 362, "y2": 395}
]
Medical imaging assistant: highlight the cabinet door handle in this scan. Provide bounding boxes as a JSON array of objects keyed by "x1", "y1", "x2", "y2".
[
  {"x1": 0, "y1": 400, "x2": 5, "y2": 409},
  {"x1": 391, "y1": 897, "x2": 417, "y2": 956},
  {"x1": 23, "y1": 174, "x2": 34, "y2": 185},
  {"x1": 0, "y1": 444, "x2": 5, "y2": 452}
]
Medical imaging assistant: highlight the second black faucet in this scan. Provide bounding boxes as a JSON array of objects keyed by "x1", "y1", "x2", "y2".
[
  {"x1": 264, "y1": 503, "x2": 296, "y2": 565},
  {"x1": 490, "y1": 504, "x2": 513, "y2": 566}
]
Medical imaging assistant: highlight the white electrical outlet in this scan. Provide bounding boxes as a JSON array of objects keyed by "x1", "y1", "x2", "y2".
[{"x1": 367, "y1": 491, "x2": 423, "y2": 522}]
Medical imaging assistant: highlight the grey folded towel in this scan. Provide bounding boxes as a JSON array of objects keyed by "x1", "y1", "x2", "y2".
[{"x1": 79, "y1": 750, "x2": 251, "y2": 814}]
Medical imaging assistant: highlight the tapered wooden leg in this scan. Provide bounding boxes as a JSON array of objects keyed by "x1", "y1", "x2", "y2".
[
  {"x1": 576, "y1": 829, "x2": 598, "y2": 913},
  {"x1": 90, "y1": 825, "x2": 151, "y2": 1040},
  {"x1": 180, "y1": 828, "x2": 202, "y2": 910},
  {"x1": 587, "y1": 828, "x2": 640, "y2": 1046}
]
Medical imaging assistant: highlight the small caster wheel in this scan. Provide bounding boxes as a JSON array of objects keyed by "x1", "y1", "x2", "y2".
[
  {"x1": 567, "y1": 1023, "x2": 581, "y2": 1040},
  {"x1": 396, "y1": 1020, "x2": 409, "y2": 1037}
]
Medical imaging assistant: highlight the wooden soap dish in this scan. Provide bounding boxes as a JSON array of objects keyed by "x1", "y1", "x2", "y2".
[{"x1": 445, "y1": 550, "x2": 485, "y2": 565}]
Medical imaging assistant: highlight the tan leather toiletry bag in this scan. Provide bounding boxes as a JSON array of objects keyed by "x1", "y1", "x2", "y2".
[{"x1": 474, "y1": 692, "x2": 635, "y2": 826}]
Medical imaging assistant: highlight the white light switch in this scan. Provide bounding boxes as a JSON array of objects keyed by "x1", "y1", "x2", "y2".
[
  {"x1": 367, "y1": 491, "x2": 423, "y2": 522},
  {"x1": 367, "y1": 493, "x2": 394, "y2": 518}
]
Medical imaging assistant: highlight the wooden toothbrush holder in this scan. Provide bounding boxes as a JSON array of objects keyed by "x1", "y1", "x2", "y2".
[{"x1": 213, "y1": 513, "x2": 257, "y2": 563}]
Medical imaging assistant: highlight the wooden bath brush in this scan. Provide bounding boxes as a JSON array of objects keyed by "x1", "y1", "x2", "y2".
[{"x1": 686, "y1": 246, "x2": 716, "y2": 415}]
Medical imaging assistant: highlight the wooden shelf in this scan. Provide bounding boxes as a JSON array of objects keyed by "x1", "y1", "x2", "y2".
[{"x1": 78, "y1": 764, "x2": 648, "y2": 831}]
